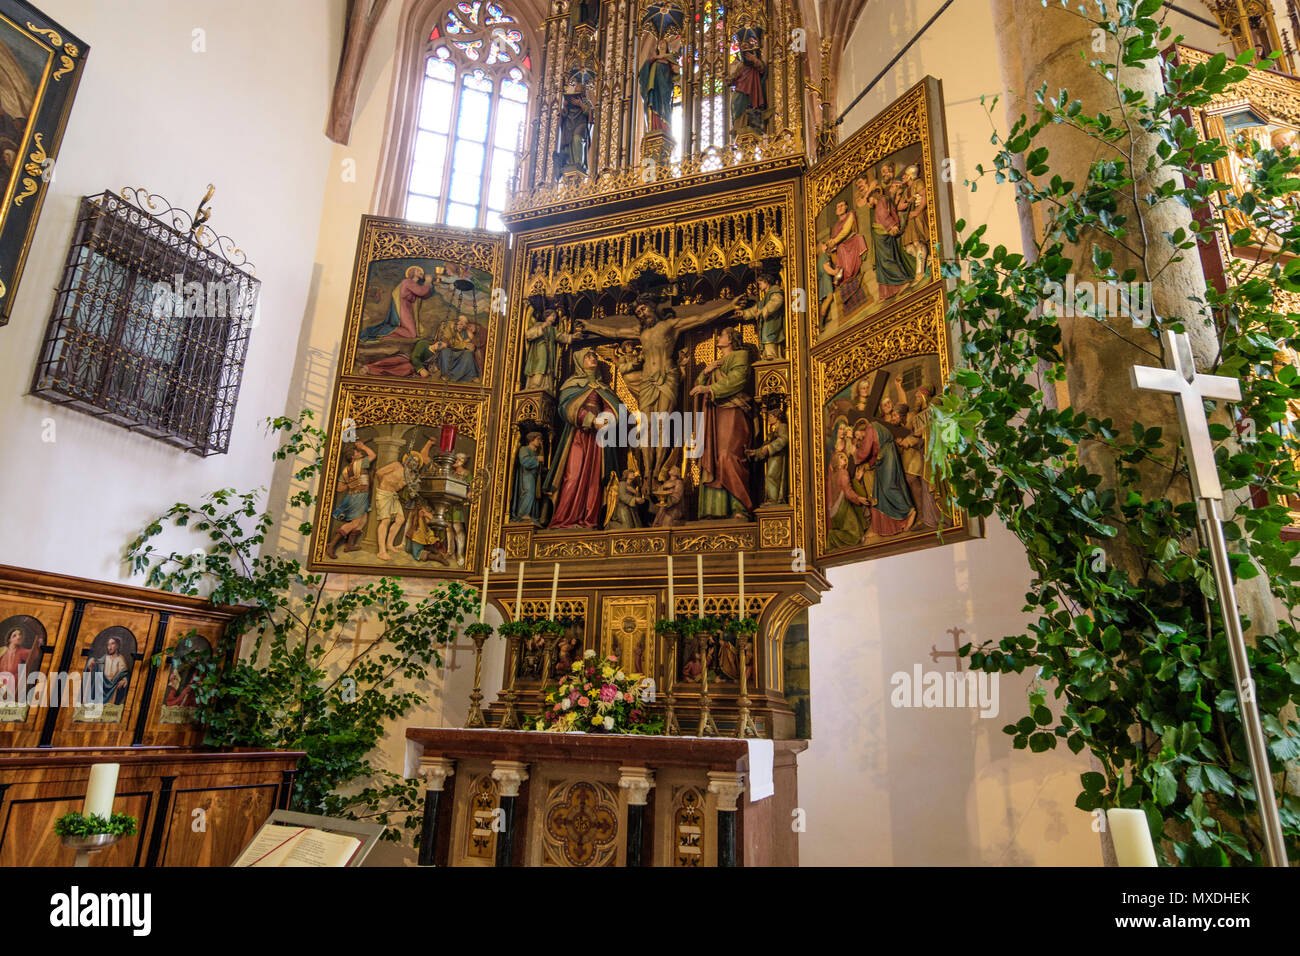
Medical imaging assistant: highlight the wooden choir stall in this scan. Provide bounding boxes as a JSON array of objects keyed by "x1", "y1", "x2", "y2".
[{"x1": 0, "y1": 565, "x2": 302, "y2": 867}]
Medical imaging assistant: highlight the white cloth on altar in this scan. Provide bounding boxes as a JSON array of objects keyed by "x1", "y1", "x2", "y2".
[{"x1": 747, "y1": 739, "x2": 774, "y2": 802}]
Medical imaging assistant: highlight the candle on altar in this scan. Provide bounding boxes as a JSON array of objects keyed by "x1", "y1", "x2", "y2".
[
  {"x1": 83, "y1": 763, "x2": 120, "y2": 818},
  {"x1": 1107, "y1": 809, "x2": 1158, "y2": 867},
  {"x1": 438, "y1": 424, "x2": 457, "y2": 452},
  {"x1": 696, "y1": 554, "x2": 704, "y2": 620},
  {"x1": 514, "y1": 560, "x2": 525, "y2": 621},
  {"x1": 479, "y1": 564, "x2": 489, "y2": 623},
  {"x1": 548, "y1": 562, "x2": 559, "y2": 621},
  {"x1": 667, "y1": 555, "x2": 675, "y2": 622},
  {"x1": 738, "y1": 551, "x2": 745, "y2": 619}
]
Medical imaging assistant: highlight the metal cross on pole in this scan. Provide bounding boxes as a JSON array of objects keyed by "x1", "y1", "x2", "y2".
[{"x1": 1131, "y1": 329, "x2": 1288, "y2": 867}]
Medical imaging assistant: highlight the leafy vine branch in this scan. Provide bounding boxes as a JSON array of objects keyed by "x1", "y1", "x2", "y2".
[{"x1": 930, "y1": 0, "x2": 1300, "y2": 864}]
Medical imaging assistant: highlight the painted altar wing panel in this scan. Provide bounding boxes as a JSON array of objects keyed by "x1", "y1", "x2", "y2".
[
  {"x1": 312, "y1": 215, "x2": 509, "y2": 579},
  {"x1": 804, "y1": 76, "x2": 957, "y2": 351}
]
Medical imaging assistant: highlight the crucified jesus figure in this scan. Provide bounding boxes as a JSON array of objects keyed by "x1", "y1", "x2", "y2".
[{"x1": 575, "y1": 293, "x2": 739, "y2": 486}]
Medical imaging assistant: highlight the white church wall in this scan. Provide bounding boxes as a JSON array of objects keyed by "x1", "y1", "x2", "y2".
[{"x1": 0, "y1": 0, "x2": 343, "y2": 583}]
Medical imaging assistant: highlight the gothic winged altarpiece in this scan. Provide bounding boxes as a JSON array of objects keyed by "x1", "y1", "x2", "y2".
[{"x1": 311, "y1": 0, "x2": 978, "y2": 747}]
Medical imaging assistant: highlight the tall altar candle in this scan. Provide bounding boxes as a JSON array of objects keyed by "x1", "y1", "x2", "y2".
[
  {"x1": 1107, "y1": 809, "x2": 1158, "y2": 867},
  {"x1": 667, "y1": 555, "x2": 675, "y2": 622},
  {"x1": 548, "y1": 562, "x2": 559, "y2": 621},
  {"x1": 478, "y1": 564, "x2": 489, "y2": 623},
  {"x1": 83, "y1": 763, "x2": 120, "y2": 818},
  {"x1": 696, "y1": 554, "x2": 704, "y2": 620},
  {"x1": 738, "y1": 551, "x2": 745, "y2": 619},
  {"x1": 514, "y1": 560, "x2": 525, "y2": 621}
]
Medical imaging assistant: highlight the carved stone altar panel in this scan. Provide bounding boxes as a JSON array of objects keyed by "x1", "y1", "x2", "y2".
[
  {"x1": 459, "y1": 772, "x2": 501, "y2": 866},
  {"x1": 541, "y1": 779, "x2": 620, "y2": 867}
]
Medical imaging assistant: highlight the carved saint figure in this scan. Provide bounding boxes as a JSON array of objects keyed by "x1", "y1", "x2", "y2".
[
  {"x1": 603, "y1": 468, "x2": 646, "y2": 529},
  {"x1": 523, "y1": 305, "x2": 580, "y2": 392},
  {"x1": 652, "y1": 465, "x2": 686, "y2": 527},
  {"x1": 748, "y1": 407, "x2": 789, "y2": 505},
  {"x1": 555, "y1": 84, "x2": 592, "y2": 177},
  {"x1": 691, "y1": 328, "x2": 754, "y2": 520},
  {"x1": 544, "y1": 348, "x2": 621, "y2": 528},
  {"x1": 736, "y1": 271, "x2": 784, "y2": 360},
  {"x1": 637, "y1": 34, "x2": 680, "y2": 133},
  {"x1": 511, "y1": 431, "x2": 545, "y2": 523},
  {"x1": 728, "y1": 33, "x2": 767, "y2": 135},
  {"x1": 576, "y1": 293, "x2": 737, "y2": 484}
]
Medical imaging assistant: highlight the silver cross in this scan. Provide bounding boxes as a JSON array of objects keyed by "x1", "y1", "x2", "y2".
[{"x1": 1129, "y1": 330, "x2": 1240, "y2": 501}]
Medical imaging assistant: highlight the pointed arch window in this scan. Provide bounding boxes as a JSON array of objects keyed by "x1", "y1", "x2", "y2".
[{"x1": 404, "y1": 1, "x2": 532, "y2": 232}]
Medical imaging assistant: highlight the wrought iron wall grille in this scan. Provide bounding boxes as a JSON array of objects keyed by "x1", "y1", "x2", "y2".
[{"x1": 29, "y1": 188, "x2": 260, "y2": 456}]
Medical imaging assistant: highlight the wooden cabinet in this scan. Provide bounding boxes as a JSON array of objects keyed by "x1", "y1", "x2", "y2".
[{"x1": 0, "y1": 748, "x2": 301, "y2": 866}]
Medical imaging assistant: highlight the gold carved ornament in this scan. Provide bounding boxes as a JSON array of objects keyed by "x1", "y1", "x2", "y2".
[{"x1": 12, "y1": 134, "x2": 45, "y2": 207}]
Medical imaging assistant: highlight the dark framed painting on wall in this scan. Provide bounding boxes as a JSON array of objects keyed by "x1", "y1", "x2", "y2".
[{"x1": 0, "y1": 0, "x2": 87, "y2": 325}]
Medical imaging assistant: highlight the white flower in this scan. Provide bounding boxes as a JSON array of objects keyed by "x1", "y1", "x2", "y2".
[
  {"x1": 615, "y1": 670, "x2": 626, "y2": 682},
  {"x1": 583, "y1": 649, "x2": 597, "y2": 659},
  {"x1": 561, "y1": 698, "x2": 571, "y2": 710},
  {"x1": 603, "y1": 716, "x2": 614, "y2": 730}
]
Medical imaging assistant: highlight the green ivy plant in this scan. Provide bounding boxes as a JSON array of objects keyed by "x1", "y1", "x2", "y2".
[
  {"x1": 54, "y1": 812, "x2": 139, "y2": 838},
  {"x1": 126, "y1": 410, "x2": 477, "y2": 843},
  {"x1": 931, "y1": 0, "x2": 1300, "y2": 865}
]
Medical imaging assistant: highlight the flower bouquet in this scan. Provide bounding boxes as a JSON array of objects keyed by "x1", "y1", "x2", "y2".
[{"x1": 533, "y1": 650, "x2": 663, "y2": 734}]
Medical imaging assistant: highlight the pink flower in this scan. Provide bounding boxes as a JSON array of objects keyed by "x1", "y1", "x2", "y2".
[
  {"x1": 599, "y1": 685, "x2": 617, "y2": 703},
  {"x1": 586, "y1": 667, "x2": 595, "y2": 677},
  {"x1": 577, "y1": 696, "x2": 590, "y2": 708},
  {"x1": 623, "y1": 692, "x2": 634, "y2": 703},
  {"x1": 608, "y1": 655, "x2": 618, "y2": 663},
  {"x1": 553, "y1": 703, "x2": 561, "y2": 711}
]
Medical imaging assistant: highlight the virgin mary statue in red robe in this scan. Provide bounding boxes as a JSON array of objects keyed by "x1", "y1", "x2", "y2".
[{"x1": 543, "y1": 348, "x2": 622, "y2": 528}]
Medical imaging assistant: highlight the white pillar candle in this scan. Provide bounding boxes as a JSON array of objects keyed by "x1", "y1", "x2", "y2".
[
  {"x1": 667, "y1": 555, "x2": 675, "y2": 622},
  {"x1": 479, "y1": 565, "x2": 489, "y2": 623},
  {"x1": 83, "y1": 763, "x2": 119, "y2": 819},
  {"x1": 1107, "y1": 808, "x2": 1158, "y2": 867},
  {"x1": 696, "y1": 554, "x2": 704, "y2": 620},
  {"x1": 548, "y1": 562, "x2": 559, "y2": 621},
  {"x1": 514, "y1": 560, "x2": 525, "y2": 620},
  {"x1": 738, "y1": 551, "x2": 745, "y2": 619}
]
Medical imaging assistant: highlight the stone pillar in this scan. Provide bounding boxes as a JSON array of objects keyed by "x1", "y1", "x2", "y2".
[
  {"x1": 417, "y1": 756, "x2": 456, "y2": 867},
  {"x1": 707, "y1": 770, "x2": 745, "y2": 868},
  {"x1": 490, "y1": 760, "x2": 529, "y2": 867},
  {"x1": 618, "y1": 766, "x2": 655, "y2": 867}
]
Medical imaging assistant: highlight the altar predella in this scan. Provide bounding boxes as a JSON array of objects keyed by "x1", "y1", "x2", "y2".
[{"x1": 310, "y1": 0, "x2": 978, "y2": 740}]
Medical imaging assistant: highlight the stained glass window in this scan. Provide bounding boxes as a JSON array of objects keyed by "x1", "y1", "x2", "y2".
[{"x1": 408, "y1": 3, "x2": 530, "y2": 231}]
